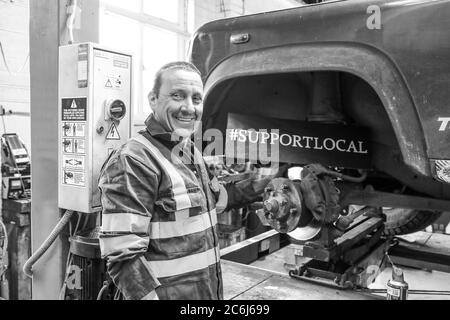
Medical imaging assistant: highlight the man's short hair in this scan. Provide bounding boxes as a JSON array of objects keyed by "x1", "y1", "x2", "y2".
[{"x1": 152, "y1": 61, "x2": 202, "y2": 97}]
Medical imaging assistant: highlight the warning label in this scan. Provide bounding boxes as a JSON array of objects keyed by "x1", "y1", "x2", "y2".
[
  {"x1": 62, "y1": 122, "x2": 85, "y2": 138},
  {"x1": 62, "y1": 98, "x2": 87, "y2": 121},
  {"x1": 62, "y1": 155, "x2": 85, "y2": 186},
  {"x1": 62, "y1": 138, "x2": 85, "y2": 154},
  {"x1": 73, "y1": 139, "x2": 85, "y2": 154},
  {"x1": 63, "y1": 155, "x2": 85, "y2": 171},
  {"x1": 113, "y1": 60, "x2": 129, "y2": 69},
  {"x1": 106, "y1": 122, "x2": 120, "y2": 140},
  {"x1": 63, "y1": 169, "x2": 85, "y2": 186},
  {"x1": 105, "y1": 76, "x2": 122, "y2": 89}
]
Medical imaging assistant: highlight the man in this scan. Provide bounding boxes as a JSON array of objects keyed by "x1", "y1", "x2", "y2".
[{"x1": 98, "y1": 62, "x2": 275, "y2": 300}]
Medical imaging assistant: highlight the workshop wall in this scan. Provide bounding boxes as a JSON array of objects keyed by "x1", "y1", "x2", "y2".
[
  {"x1": 0, "y1": 0, "x2": 31, "y2": 151},
  {"x1": 0, "y1": 0, "x2": 298, "y2": 151}
]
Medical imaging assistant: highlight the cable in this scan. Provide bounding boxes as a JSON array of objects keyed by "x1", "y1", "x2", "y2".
[
  {"x1": 0, "y1": 42, "x2": 29, "y2": 75},
  {"x1": 96, "y1": 281, "x2": 109, "y2": 300},
  {"x1": 80, "y1": 213, "x2": 90, "y2": 231},
  {"x1": 72, "y1": 212, "x2": 81, "y2": 237},
  {"x1": 219, "y1": 0, "x2": 227, "y2": 17},
  {"x1": 23, "y1": 210, "x2": 75, "y2": 278},
  {"x1": 0, "y1": 219, "x2": 8, "y2": 273},
  {"x1": 326, "y1": 169, "x2": 368, "y2": 183},
  {"x1": 16, "y1": 53, "x2": 29, "y2": 74},
  {"x1": 58, "y1": 252, "x2": 73, "y2": 300},
  {"x1": 0, "y1": 219, "x2": 9, "y2": 300},
  {"x1": 0, "y1": 41, "x2": 11, "y2": 74},
  {"x1": 66, "y1": 0, "x2": 78, "y2": 44}
]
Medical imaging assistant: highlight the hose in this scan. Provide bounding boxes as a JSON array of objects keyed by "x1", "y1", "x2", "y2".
[
  {"x1": 326, "y1": 169, "x2": 368, "y2": 183},
  {"x1": 0, "y1": 219, "x2": 7, "y2": 271},
  {"x1": 23, "y1": 210, "x2": 75, "y2": 278},
  {"x1": 96, "y1": 281, "x2": 110, "y2": 300},
  {"x1": 0, "y1": 219, "x2": 8, "y2": 300}
]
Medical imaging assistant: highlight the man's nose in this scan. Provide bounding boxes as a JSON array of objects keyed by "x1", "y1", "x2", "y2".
[{"x1": 180, "y1": 98, "x2": 196, "y2": 114}]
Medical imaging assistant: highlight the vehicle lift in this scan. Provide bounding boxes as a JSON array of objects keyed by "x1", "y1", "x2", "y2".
[
  {"x1": 286, "y1": 206, "x2": 391, "y2": 289},
  {"x1": 223, "y1": 164, "x2": 394, "y2": 291}
]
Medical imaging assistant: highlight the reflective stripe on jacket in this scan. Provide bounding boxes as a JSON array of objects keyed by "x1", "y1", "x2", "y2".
[{"x1": 98, "y1": 116, "x2": 223, "y2": 300}]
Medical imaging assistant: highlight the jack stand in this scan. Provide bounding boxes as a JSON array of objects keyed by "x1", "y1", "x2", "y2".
[{"x1": 287, "y1": 207, "x2": 391, "y2": 289}]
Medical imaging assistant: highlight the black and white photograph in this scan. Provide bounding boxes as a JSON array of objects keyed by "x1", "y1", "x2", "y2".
[{"x1": 0, "y1": 0, "x2": 449, "y2": 310}]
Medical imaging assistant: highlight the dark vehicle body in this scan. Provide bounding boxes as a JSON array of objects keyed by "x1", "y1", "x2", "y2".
[{"x1": 189, "y1": 0, "x2": 450, "y2": 234}]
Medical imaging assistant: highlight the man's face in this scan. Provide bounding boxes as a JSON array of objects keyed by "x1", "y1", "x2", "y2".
[{"x1": 149, "y1": 69, "x2": 203, "y2": 138}]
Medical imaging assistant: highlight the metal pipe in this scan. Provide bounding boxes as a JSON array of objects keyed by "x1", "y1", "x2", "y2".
[{"x1": 326, "y1": 169, "x2": 368, "y2": 183}]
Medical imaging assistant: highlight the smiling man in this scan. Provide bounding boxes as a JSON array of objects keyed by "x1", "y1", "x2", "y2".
[
  {"x1": 98, "y1": 61, "x2": 278, "y2": 300},
  {"x1": 98, "y1": 61, "x2": 224, "y2": 300}
]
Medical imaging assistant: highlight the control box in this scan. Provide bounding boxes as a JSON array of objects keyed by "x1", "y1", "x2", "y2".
[{"x1": 58, "y1": 43, "x2": 132, "y2": 213}]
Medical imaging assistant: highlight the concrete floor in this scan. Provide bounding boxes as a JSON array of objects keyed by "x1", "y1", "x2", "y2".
[
  {"x1": 248, "y1": 231, "x2": 450, "y2": 300},
  {"x1": 369, "y1": 267, "x2": 450, "y2": 300}
]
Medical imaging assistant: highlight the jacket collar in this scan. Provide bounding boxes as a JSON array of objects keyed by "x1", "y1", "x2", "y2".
[{"x1": 144, "y1": 113, "x2": 189, "y2": 147}]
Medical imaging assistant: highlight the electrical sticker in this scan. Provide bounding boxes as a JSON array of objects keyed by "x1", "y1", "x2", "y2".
[
  {"x1": 106, "y1": 122, "x2": 120, "y2": 140},
  {"x1": 105, "y1": 78, "x2": 113, "y2": 88}
]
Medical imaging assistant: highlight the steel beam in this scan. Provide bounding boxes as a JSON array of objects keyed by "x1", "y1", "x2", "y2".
[
  {"x1": 30, "y1": 0, "x2": 99, "y2": 299},
  {"x1": 340, "y1": 189, "x2": 450, "y2": 213}
]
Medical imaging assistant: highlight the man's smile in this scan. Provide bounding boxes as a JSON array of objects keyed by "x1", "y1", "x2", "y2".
[
  {"x1": 175, "y1": 117, "x2": 196, "y2": 122},
  {"x1": 174, "y1": 114, "x2": 196, "y2": 123}
]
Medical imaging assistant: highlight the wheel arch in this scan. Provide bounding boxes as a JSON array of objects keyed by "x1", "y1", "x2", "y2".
[{"x1": 202, "y1": 42, "x2": 429, "y2": 176}]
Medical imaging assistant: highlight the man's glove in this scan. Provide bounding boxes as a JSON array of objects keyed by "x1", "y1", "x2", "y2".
[{"x1": 225, "y1": 164, "x2": 289, "y2": 209}]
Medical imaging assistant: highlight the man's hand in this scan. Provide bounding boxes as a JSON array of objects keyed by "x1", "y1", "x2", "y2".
[
  {"x1": 225, "y1": 164, "x2": 290, "y2": 209},
  {"x1": 247, "y1": 163, "x2": 290, "y2": 194}
]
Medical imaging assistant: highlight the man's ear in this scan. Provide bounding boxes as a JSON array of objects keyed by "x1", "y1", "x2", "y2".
[{"x1": 148, "y1": 91, "x2": 157, "y2": 110}]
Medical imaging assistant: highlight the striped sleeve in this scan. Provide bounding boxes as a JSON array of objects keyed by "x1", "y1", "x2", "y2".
[{"x1": 98, "y1": 151, "x2": 161, "y2": 300}]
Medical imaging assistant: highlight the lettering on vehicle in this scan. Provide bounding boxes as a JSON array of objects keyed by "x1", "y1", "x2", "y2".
[
  {"x1": 438, "y1": 117, "x2": 450, "y2": 131},
  {"x1": 228, "y1": 129, "x2": 368, "y2": 154},
  {"x1": 226, "y1": 113, "x2": 371, "y2": 169}
]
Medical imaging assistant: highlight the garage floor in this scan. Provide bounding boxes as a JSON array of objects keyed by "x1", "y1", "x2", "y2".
[{"x1": 222, "y1": 231, "x2": 450, "y2": 300}]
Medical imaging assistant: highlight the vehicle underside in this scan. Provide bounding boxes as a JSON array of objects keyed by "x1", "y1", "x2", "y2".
[{"x1": 201, "y1": 70, "x2": 450, "y2": 235}]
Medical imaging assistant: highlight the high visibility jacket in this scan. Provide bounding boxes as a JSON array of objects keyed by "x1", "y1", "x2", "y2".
[{"x1": 98, "y1": 116, "x2": 223, "y2": 300}]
